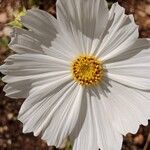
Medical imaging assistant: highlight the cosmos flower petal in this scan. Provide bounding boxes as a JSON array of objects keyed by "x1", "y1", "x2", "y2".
[
  {"x1": 21, "y1": 9, "x2": 58, "y2": 40},
  {"x1": 3, "y1": 82, "x2": 30, "y2": 98},
  {"x1": 70, "y1": 88, "x2": 123, "y2": 150},
  {"x1": 9, "y1": 28, "x2": 75, "y2": 61},
  {"x1": 103, "y1": 38, "x2": 150, "y2": 63},
  {"x1": 106, "y1": 73, "x2": 150, "y2": 90},
  {"x1": 56, "y1": 0, "x2": 109, "y2": 54},
  {"x1": 18, "y1": 75, "x2": 72, "y2": 120},
  {"x1": 70, "y1": 93, "x2": 98, "y2": 150},
  {"x1": 19, "y1": 82, "x2": 84, "y2": 147},
  {"x1": 105, "y1": 39, "x2": 150, "y2": 90},
  {"x1": 100, "y1": 80, "x2": 150, "y2": 135},
  {"x1": 137, "y1": 90, "x2": 150, "y2": 118},
  {"x1": 42, "y1": 36, "x2": 79, "y2": 61},
  {"x1": 9, "y1": 28, "x2": 44, "y2": 54},
  {"x1": 0, "y1": 53, "x2": 69, "y2": 98},
  {"x1": 96, "y1": 3, "x2": 139, "y2": 61},
  {"x1": 2, "y1": 71, "x2": 70, "y2": 98}
]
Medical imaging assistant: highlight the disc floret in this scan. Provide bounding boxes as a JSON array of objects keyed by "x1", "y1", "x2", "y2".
[{"x1": 72, "y1": 55, "x2": 104, "y2": 86}]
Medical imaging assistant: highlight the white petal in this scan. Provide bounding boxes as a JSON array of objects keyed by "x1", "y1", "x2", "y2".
[
  {"x1": 19, "y1": 81, "x2": 84, "y2": 147},
  {"x1": 70, "y1": 88, "x2": 123, "y2": 150},
  {"x1": 70, "y1": 91, "x2": 98, "y2": 150},
  {"x1": 9, "y1": 28, "x2": 74, "y2": 61},
  {"x1": 137, "y1": 90, "x2": 150, "y2": 118},
  {"x1": 1, "y1": 53, "x2": 69, "y2": 74},
  {"x1": 0, "y1": 53, "x2": 70, "y2": 98},
  {"x1": 21, "y1": 9, "x2": 57, "y2": 41},
  {"x1": 105, "y1": 39, "x2": 150, "y2": 90},
  {"x1": 96, "y1": 3, "x2": 139, "y2": 61},
  {"x1": 42, "y1": 37, "x2": 78, "y2": 61},
  {"x1": 100, "y1": 80, "x2": 150, "y2": 135},
  {"x1": 103, "y1": 38, "x2": 150, "y2": 63},
  {"x1": 56, "y1": 0, "x2": 109, "y2": 54},
  {"x1": 9, "y1": 28, "x2": 44, "y2": 54},
  {"x1": 18, "y1": 75, "x2": 72, "y2": 119},
  {"x1": 3, "y1": 82, "x2": 30, "y2": 98},
  {"x1": 106, "y1": 73, "x2": 150, "y2": 90}
]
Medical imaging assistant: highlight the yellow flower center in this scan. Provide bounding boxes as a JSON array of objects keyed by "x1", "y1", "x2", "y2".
[{"x1": 71, "y1": 55, "x2": 104, "y2": 86}]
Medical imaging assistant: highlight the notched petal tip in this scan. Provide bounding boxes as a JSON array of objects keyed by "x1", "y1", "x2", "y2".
[
  {"x1": 8, "y1": 28, "x2": 20, "y2": 49},
  {"x1": 0, "y1": 65, "x2": 7, "y2": 75},
  {"x1": 98, "y1": 1, "x2": 139, "y2": 62}
]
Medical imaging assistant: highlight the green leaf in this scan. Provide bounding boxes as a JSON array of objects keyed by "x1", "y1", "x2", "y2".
[
  {"x1": 0, "y1": 37, "x2": 9, "y2": 47},
  {"x1": 28, "y1": 0, "x2": 39, "y2": 6},
  {"x1": 66, "y1": 140, "x2": 72, "y2": 150},
  {"x1": 8, "y1": 6, "x2": 27, "y2": 28}
]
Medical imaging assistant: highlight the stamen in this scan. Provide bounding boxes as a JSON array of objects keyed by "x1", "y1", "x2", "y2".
[{"x1": 71, "y1": 55, "x2": 104, "y2": 86}]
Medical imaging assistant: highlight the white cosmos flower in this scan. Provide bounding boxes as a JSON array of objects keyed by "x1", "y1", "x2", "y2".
[{"x1": 1, "y1": 0, "x2": 150, "y2": 149}]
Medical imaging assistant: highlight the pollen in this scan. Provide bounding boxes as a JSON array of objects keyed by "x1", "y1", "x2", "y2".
[{"x1": 71, "y1": 55, "x2": 104, "y2": 86}]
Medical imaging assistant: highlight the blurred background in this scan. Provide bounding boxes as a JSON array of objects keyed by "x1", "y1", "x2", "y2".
[{"x1": 0, "y1": 0, "x2": 150, "y2": 150}]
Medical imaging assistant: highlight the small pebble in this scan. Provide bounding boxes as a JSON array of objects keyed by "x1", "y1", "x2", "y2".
[
  {"x1": 7, "y1": 113, "x2": 14, "y2": 120},
  {"x1": 0, "y1": 127, "x2": 3, "y2": 133},
  {"x1": 138, "y1": 10, "x2": 146, "y2": 17},
  {"x1": 3, "y1": 125, "x2": 8, "y2": 131},
  {"x1": 145, "y1": 5, "x2": 150, "y2": 15},
  {"x1": 7, "y1": 139, "x2": 12, "y2": 145},
  {"x1": 0, "y1": 13, "x2": 8, "y2": 23},
  {"x1": 3, "y1": 26, "x2": 13, "y2": 37},
  {"x1": 133, "y1": 134, "x2": 144, "y2": 145}
]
